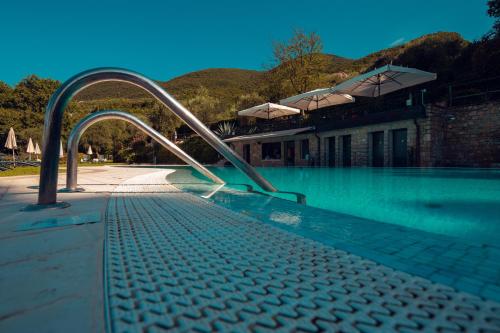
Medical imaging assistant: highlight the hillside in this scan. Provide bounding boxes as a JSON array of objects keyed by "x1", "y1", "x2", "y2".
[
  {"x1": 314, "y1": 32, "x2": 468, "y2": 85},
  {"x1": 74, "y1": 32, "x2": 468, "y2": 105},
  {"x1": 74, "y1": 68, "x2": 266, "y2": 103},
  {"x1": 161, "y1": 68, "x2": 265, "y2": 102}
]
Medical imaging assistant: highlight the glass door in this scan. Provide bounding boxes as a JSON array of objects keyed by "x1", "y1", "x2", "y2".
[
  {"x1": 327, "y1": 137, "x2": 335, "y2": 167},
  {"x1": 372, "y1": 131, "x2": 384, "y2": 167},
  {"x1": 342, "y1": 135, "x2": 351, "y2": 167},
  {"x1": 392, "y1": 129, "x2": 408, "y2": 167}
]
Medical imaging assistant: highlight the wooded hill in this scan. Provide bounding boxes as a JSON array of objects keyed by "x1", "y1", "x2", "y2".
[{"x1": 75, "y1": 32, "x2": 470, "y2": 104}]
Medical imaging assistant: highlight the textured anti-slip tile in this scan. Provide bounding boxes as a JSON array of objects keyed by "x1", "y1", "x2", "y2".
[{"x1": 104, "y1": 173, "x2": 500, "y2": 333}]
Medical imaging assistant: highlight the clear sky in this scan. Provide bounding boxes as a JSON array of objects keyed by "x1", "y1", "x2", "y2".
[{"x1": 0, "y1": 0, "x2": 494, "y2": 85}]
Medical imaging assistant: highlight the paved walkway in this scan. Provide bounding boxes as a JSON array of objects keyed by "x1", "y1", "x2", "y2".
[
  {"x1": 0, "y1": 166, "x2": 162, "y2": 333},
  {"x1": 1, "y1": 167, "x2": 500, "y2": 332}
]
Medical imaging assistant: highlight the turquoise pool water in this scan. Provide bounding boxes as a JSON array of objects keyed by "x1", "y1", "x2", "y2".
[
  {"x1": 167, "y1": 167, "x2": 500, "y2": 300},
  {"x1": 206, "y1": 167, "x2": 500, "y2": 245}
]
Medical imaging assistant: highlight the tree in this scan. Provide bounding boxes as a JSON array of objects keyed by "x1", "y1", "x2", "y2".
[
  {"x1": 488, "y1": 0, "x2": 500, "y2": 35},
  {"x1": 395, "y1": 34, "x2": 466, "y2": 80},
  {"x1": 234, "y1": 92, "x2": 266, "y2": 111},
  {"x1": 231, "y1": 92, "x2": 266, "y2": 125},
  {"x1": 183, "y1": 86, "x2": 220, "y2": 124},
  {"x1": 147, "y1": 102, "x2": 181, "y2": 135},
  {"x1": 12, "y1": 75, "x2": 60, "y2": 113},
  {"x1": 449, "y1": 1, "x2": 500, "y2": 78},
  {"x1": 179, "y1": 136, "x2": 219, "y2": 164},
  {"x1": 146, "y1": 101, "x2": 182, "y2": 162},
  {"x1": 271, "y1": 30, "x2": 327, "y2": 95},
  {"x1": 0, "y1": 81, "x2": 13, "y2": 108}
]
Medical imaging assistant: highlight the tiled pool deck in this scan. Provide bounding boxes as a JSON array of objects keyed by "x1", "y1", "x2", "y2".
[{"x1": 1, "y1": 167, "x2": 500, "y2": 332}]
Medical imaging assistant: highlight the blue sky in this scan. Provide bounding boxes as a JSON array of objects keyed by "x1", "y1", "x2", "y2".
[{"x1": 0, "y1": 0, "x2": 494, "y2": 85}]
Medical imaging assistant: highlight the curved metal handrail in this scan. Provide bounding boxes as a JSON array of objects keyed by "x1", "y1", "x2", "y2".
[
  {"x1": 66, "y1": 110, "x2": 224, "y2": 191},
  {"x1": 37, "y1": 68, "x2": 277, "y2": 205}
]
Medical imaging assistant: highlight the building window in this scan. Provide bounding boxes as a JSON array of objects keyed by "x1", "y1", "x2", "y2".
[
  {"x1": 261, "y1": 142, "x2": 281, "y2": 160},
  {"x1": 243, "y1": 144, "x2": 251, "y2": 163},
  {"x1": 300, "y1": 139, "x2": 310, "y2": 160},
  {"x1": 342, "y1": 135, "x2": 351, "y2": 167}
]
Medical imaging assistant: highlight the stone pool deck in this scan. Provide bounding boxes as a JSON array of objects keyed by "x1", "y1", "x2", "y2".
[{"x1": 0, "y1": 166, "x2": 499, "y2": 332}]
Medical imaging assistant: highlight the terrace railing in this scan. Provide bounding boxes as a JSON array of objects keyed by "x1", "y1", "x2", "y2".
[
  {"x1": 448, "y1": 75, "x2": 500, "y2": 106},
  {"x1": 229, "y1": 88, "x2": 426, "y2": 136},
  {"x1": 178, "y1": 76, "x2": 500, "y2": 140}
]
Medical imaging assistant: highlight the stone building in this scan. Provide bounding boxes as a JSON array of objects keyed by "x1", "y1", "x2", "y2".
[{"x1": 224, "y1": 100, "x2": 500, "y2": 168}]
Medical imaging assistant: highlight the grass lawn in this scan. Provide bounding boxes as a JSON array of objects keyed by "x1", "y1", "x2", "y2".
[
  {"x1": 0, "y1": 163, "x2": 114, "y2": 177},
  {"x1": 0, "y1": 166, "x2": 42, "y2": 177}
]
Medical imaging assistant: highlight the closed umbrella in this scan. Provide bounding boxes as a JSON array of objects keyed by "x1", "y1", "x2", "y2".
[
  {"x1": 34, "y1": 142, "x2": 41, "y2": 161},
  {"x1": 59, "y1": 140, "x2": 64, "y2": 158},
  {"x1": 4, "y1": 127, "x2": 17, "y2": 166},
  {"x1": 331, "y1": 64, "x2": 437, "y2": 97},
  {"x1": 87, "y1": 145, "x2": 93, "y2": 155},
  {"x1": 237, "y1": 102, "x2": 300, "y2": 120},
  {"x1": 26, "y1": 138, "x2": 35, "y2": 161},
  {"x1": 280, "y1": 88, "x2": 354, "y2": 111}
]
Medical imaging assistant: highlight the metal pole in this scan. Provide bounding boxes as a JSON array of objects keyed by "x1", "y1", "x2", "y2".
[
  {"x1": 66, "y1": 110, "x2": 225, "y2": 191},
  {"x1": 38, "y1": 68, "x2": 277, "y2": 205}
]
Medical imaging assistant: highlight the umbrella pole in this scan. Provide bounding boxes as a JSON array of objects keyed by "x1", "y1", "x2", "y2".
[{"x1": 12, "y1": 149, "x2": 15, "y2": 167}]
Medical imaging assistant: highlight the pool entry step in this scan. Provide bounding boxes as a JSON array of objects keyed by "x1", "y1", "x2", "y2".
[{"x1": 36, "y1": 68, "x2": 281, "y2": 206}]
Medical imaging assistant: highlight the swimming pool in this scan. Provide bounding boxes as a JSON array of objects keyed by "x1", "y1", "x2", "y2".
[
  {"x1": 210, "y1": 167, "x2": 500, "y2": 244},
  {"x1": 167, "y1": 166, "x2": 500, "y2": 301}
]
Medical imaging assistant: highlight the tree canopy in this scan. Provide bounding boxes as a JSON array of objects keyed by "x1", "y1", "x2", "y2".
[
  {"x1": 488, "y1": 0, "x2": 500, "y2": 34},
  {"x1": 268, "y1": 30, "x2": 327, "y2": 98}
]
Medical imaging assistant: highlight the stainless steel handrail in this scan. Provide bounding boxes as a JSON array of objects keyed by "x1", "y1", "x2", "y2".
[
  {"x1": 66, "y1": 110, "x2": 224, "y2": 191},
  {"x1": 37, "y1": 68, "x2": 277, "y2": 205}
]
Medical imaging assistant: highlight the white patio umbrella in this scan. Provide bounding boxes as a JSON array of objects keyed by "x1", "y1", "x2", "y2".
[
  {"x1": 4, "y1": 127, "x2": 17, "y2": 166},
  {"x1": 280, "y1": 88, "x2": 355, "y2": 111},
  {"x1": 59, "y1": 140, "x2": 64, "y2": 158},
  {"x1": 237, "y1": 102, "x2": 300, "y2": 120},
  {"x1": 34, "y1": 142, "x2": 41, "y2": 160},
  {"x1": 331, "y1": 64, "x2": 437, "y2": 97},
  {"x1": 87, "y1": 145, "x2": 93, "y2": 155},
  {"x1": 26, "y1": 138, "x2": 35, "y2": 161}
]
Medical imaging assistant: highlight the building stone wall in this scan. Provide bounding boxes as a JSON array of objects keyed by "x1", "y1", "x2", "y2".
[
  {"x1": 230, "y1": 133, "x2": 319, "y2": 167},
  {"x1": 442, "y1": 102, "x2": 500, "y2": 167},
  {"x1": 317, "y1": 119, "x2": 418, "y2": 167},
  {"x1": 418, "y1": 104, "x2": 445, "y2": 167},
  {"x1": 228, "y1": 101, "x2": 500, "y2": 168}
]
